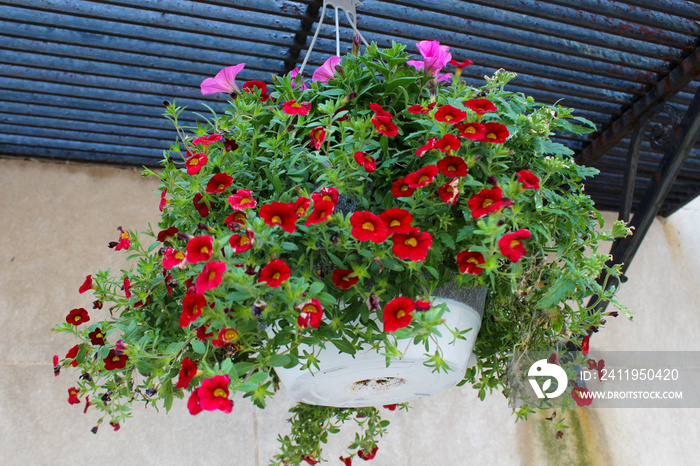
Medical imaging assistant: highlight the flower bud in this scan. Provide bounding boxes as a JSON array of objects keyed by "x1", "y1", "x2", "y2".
[
  {"x1": 162, "y1": 100, "x2": 171, "y2": 107},
  {"x1": 352, "y1": 34, "x2": 361, "y2": 56}
]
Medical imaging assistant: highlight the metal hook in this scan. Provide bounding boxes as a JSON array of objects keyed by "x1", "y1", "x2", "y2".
[{"x1": 298, "y1": 0, "x2": 370, "y2": 77}]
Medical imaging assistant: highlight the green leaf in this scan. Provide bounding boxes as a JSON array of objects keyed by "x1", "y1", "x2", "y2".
[
  {"x1": 331, "y1": 339, "x2": 357, "y2": 355},
  {"x1": 536, "y1": 276, "x2": 576, "y2": 309},
  {"x1": 162, "y1": 380, "x2": 173, "y2": 412},
  {"x1": 248, "y1": 372, "x2": 268, "y2": 385},
  {"x1": 381, "y1": 257, "x2": 404, "y2": 272},
  {"x1": 308, "y1": 281, "x2": 325, "y2": 296},
  {"x1": 191, "y1": 340, "x2": 206, "y2": 354},
  {"x1": 267, "y1": 354, "x2": 292, "y2": 367}
]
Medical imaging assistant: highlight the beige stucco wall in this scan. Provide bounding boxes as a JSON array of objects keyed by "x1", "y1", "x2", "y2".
[{"x1": 0, "y1": 157, "x2": 698, "y2": 465}]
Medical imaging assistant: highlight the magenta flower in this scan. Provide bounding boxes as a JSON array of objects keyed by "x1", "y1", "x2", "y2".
[
  {"x1": 408, "y1": 40, "x2": 452, "y2": 77},
  {"x1": 290, "y1": 68, "x2": 310, "y2": 91},
  {"x1": 312, "y1": 56, "x2": 341, "y2": 83},
  {"x1": 200, "y1": 64, "x2": 246, "y2": 95}
]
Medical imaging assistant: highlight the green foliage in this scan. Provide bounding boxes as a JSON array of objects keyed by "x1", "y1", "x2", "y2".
[{"x1": 53, "y1": 40, "x2": 627, "y2": 463}]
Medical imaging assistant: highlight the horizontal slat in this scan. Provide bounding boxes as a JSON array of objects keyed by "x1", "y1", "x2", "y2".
[{"x1": 0, "y1": 144, "x2": 161, "y2": 166}]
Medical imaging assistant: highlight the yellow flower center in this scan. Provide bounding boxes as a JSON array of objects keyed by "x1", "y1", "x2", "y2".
[
  {"x1": 218, "y1": 183, "x2": 225, "y2": 190},
  {"x1": 467, "y1": 258, "x2": 479, "y2": 265},
  {"x1": 112, "y1": 356, "x2": 121, "y2": 362},
  {"x1": 271, "y1": 215, "x2": 282, "y2": 224},
  {"x1": 400, "y1": 185, "x2": 409, "y2": 192},
  {"x1": 302, "y1": 304, "x2": 317, "y2": 314},
  {"x1": 323, "y1": 195, "x2": 332, "y2": 202},
  {"x1": 389, "y1": 220, "x2": 401, "y2": 227},
  {"x1": 362, "y1": 222, "x2": 375, "y2": 231},
  {"x1": 448, "y1": 165, "x2": 456, "y2": 172},
  {"x1": 510, "y1": 239, "x2": 521, "y2": 249},
  {"x1": 464, "y1": 127, "x2": 476, "y2": 134},
  {"x1": 405, "y1": 238, "x2": 418, "y2": 247},
  {"x1": 74, "y1": 316, "x2": 81, "y2": 322},
  {"x1": 175, "y1": 252, "x2": 185, "y2": 261},
  {"x1": 272, "y1": 272, "x2": 280, "y2": 280},
  {"x1": 396, "y1": 310, "x2": 405, "y2": 319},
  {"x1": 96, "y1": 332, "x2": 103, "y2": 338},
  {"x1": 240, "y1": 197, "x2": 251, "y2": 204},
  {"x1": 486, "y1": 132, "x2": 497, "y2": 139},
  {"x1": 482, "y1": 199, "x2": 493, "y2": 207},
  {"x1": 208, "y1": 271, "x2": 217, "y2": 281},
  {"x1": 213, "y1": 388, "x2": 227, "y2": 398},
  {"x1": 445, "y1": 114, "x2": 453, "y2": 121},
  {"x1": 224, "y1": 329, "x2": 238, "y2": 340},
  {"x1": 201, "y1": 246, "x2": 209, "y2": 254},
  {"x1": 418, "y1": 175, "x2": 430, "y2": 183},
  {"x1": 240, "y1": 237, "x2": 250, "y2": 245}
]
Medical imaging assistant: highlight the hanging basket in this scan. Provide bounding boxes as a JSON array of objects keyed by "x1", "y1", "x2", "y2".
[{"x1": 275, "y1": 286, "x2": 486, "y2": 407}]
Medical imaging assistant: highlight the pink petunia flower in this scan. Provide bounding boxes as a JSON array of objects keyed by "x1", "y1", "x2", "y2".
[
  {"x1": 312, "y1": 56, "x2": 342, "y2": 83},
  {"x1": 200, "y1": 64, "x2": 246, "y2": 95}
]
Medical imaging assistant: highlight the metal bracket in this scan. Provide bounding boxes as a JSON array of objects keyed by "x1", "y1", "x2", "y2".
[{"x1": 298, "y1": 0, "x2": 369, "y2": 77}]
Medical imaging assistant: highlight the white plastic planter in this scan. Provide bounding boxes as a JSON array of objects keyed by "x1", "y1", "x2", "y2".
[{"x1": 274, "y1": 289, "x2": 485, "y2": 407}]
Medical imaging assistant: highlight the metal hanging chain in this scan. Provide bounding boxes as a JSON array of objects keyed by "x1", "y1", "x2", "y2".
[{"x1": 298, "y1": 0, "x2": 370, "y2": 77}]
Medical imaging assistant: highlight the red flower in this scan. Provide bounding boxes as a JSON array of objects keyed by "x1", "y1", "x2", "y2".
[
  {"x1": 157, "y1": 227, "x2": 179, "y2": 242},
  {"x1": 296, "y1": 298, "x2": 323, "y2": 329},
  {"x1": 212, "y1": 327, "x2": 239, "y2": 348},
  {"x1": 438, "y1": 178, "x2": 460, "y2": 204},
  {"x1": 517, "y1": 170, "x2": 540, "y2": 190},
  {"x1": 114, "y1": 227, "x2": 131, "y2": 251},
  {"x1": 382, "y1": 296, "x2": 416, "y2": 332},
  {"x1": 571, "y1": 385, "x2": 593, "y2": 407},
  {"x1": 224, "y1": 210, "x2": 247, "y2": 229},
  {"x1": 228, "y1": 189, "x2": 257, "y2": 210},
  {"x1": 415, "y1": 298, "x2": 431, "y2": 311},
  {"x1": 449, "y1": 58, "x2": 473, "y2": 69},
  {"x1": 65, "y1": 344, "x2": 80, "y2": 367},
  {"x1": 312, "y1": 187, "x2": 339, "y2": 205},
  {"x1": 456, "y1": 122, "x2": 486, "y2": 140},
  {"x1": 437, "y1": 156, "x2": 468, "y2": 177},
  {"x1": 294, "y1": 196, "x2": 311, "y2": 217},
  {"x1": 353, "y1": 151, "x2": 376, "y2": 173},
  {"x1": 456, "y1": 250, "x2": 485, "y2": 274},
  {"x1": 53, "y1": 354, "x2": 60, "y2": 376},
  {"x1": 229, "y1": 229, "x2": 254, "y2": 253},
  {"x1": 179, "y1": 293, "x2": 207, "y2": 327},
  {"x1": 371, "y1": 115, "x2": 399, "y2": 137},
  {"x1": 110, "y1": 421, "x2": 120, "y2": 431},
  {"x1": 258, "y1": 259, "x2": 291, "y2": 288},
  {"x1": 224, "y1": 138, "x2": 239, "y2": 152},
  {"x1": 482, "y1": 122, "x2": 509, "y2": 143},
  {"x1": 197, "y1": 375, "x2": 234, "y2": 413},
  {"x1": 498, "y1": 229, "x2": 532, "y2": 262},
  {"x1": 350, "y1": 211, "x2": 388, "y2": 243},
  {"x1": 123, "y1": 275, "x2": 131, "y2": 298},
  {"x1": 196, "y1": 261, "x2": 226, "y2": 294},
  {"x1": 383, "y1": 403, "x2": 398, "y2": 411},
  {"x1": 581, "y1": 335, "x2": 590, "y2": 356},
  {"x1": 309, "y1": 126, "x2": 327, "y2": 150},
  {"x1": 302, "y1": 457, "x2": 320, "y2": 465},
  {"x1": 305, "y1": 199, "x2": 335, "y2": 226},
  {"x1": 259, "y1": 202, "x2": 298, "y2": 233},
  {"x1": 187, "y1": 389, "x2": 203, "y2": 415},
  {"x1": 192, "y1": 134, "x2": 223, "y2": 146},
  {"x1": 405, "y1": 165, "x2": 439, "y2": 189},
  {"x1": 162, "y1": 247, "x2": 186, "y2": 269},
  {"x1": 206, "y1": 173, "x2": 233, "y2": 193},
  {"x1": 67, "y1": 387, "x2": 81, "y2": 405},
  {"x1": 391, "y1": 227, "x2": 432, "y2": 261},
  {"x1": 434, "y1": 134, "x2": 461, "y2": 152},
  {"x1": 357, "y1": 446, "x2": 379, "y2": 460},
  {"x1": 369, "y1": 102, "x2": 393, "y2": 118},
  {"x1": 434, "y1": 104, "x2": 467, "y2": 124},
  {"x1": 415, "y1": 137, "x2": 438, "y2": 157},
  {"x1": 463, "y1": 98, "x2": 497, "y2": 115},
  {"x1": 159, "y1": 188, "x2": 168, "y2": 212},
  {"x1": 340, "y1": 456, "x2": 353, "y2": 466},
  {"x1": 242, "y1": 80, "x2": 270, "y2": 102},
  {"x1": 391, "y1": 178, "x2": 416, "y2": 198},
  {"x1": 186, "y1": 235, "x2": 213, "y2": 264},
  {"x1": 332, "y1": 269, "x2": 358, "y2": 289},
  {"x1": 407, "y1": 102, "x2": 435, "y2": 114},
  {"x1": 185, "y1": 152, "x2": 207, "y2": 175},
  {"x1": 193, "y1": 193, "x2": 210, "y2": 217},
  {"x1": 79, "y1": 275, "x2": 93, "y2": 294},
  {"x1": 379, "y1": 208, "x2": 413, "y2": 235},
  {"x1": 192, "y1": 326, "x2": 212, "y2": 343},
  {"x1": 176, "y1": 357, "x2": 198, "y2": 389},
  {"x1": 88, "y1": 328, "x2": 106, "y2": 346},
  {"x1": 104, "y1": 349, "x2": 128, "y2": 370},
  {"x1": 66, "y1": 308, "x2": 89, "y2": 326},
  {"x1": 468, "y1": 186, "x2": 505, "y2": 218},
  {"x1": 282, "y1": 100, "x2": 311, "y2": 115}
]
